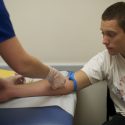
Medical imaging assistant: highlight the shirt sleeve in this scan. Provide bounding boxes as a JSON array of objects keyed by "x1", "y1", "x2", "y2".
[
  {"x1": 81, "y1": 51, "x2": 106, "y2": 84},
  {"x1": 0, "y1": 0, "x2": 15, "y2": 43}
]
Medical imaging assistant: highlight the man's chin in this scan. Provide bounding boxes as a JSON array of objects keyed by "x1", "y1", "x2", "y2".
[{"x1": 108, "y1": 50, "x2": 117, "y2": 55}]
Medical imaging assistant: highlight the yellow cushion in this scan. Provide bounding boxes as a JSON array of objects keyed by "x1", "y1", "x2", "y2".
[{"x1": 0, "y1": 69, "x2": 15, "y2": 78}]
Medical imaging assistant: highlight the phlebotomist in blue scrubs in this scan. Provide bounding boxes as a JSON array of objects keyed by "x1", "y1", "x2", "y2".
[{"x1": 0, "y1": 0, "x2": 66, "y2": 89}]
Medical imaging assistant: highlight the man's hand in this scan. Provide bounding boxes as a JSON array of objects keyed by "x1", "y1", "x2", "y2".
[{"x1": 0, "y1": 75, "x2": 25, "y2": 102}]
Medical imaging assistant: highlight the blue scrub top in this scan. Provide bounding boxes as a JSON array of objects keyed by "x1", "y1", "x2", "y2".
[{"x1": 0, "y1": 0, "x2": 15, "y2": 43}]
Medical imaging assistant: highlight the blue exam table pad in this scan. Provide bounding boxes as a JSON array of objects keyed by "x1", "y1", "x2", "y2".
[
  {"x1": 0, "y1": 94, "x2": 76, "y2": 125},
  {"x1": 0, "y1": 106, "x2": 73, "y2": 125}
]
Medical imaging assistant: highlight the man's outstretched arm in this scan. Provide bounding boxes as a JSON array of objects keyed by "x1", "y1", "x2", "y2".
[{"x1": 0, "y1": 70, "x2": 91, "y2": 102}]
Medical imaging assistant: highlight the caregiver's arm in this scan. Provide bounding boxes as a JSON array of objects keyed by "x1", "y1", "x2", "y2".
[{"x1": 0, "y1": 70, "x2": 91, "y2": 102}]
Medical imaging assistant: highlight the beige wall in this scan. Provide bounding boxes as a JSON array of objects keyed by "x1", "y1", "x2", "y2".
[
  {"x1": 1, "y1": 0, "x2": 120, "y2": 65},
  {"x1": 1, "y1": 1, "x2": 120, "y2": 125}
]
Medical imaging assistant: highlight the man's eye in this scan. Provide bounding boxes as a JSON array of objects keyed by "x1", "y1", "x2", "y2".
[
  {"x1": 107, "y1": 32, "x2": 116, "y2": 37},
  {"x1": 101, "y1": 31, "x2": 104, "y2": 35}
]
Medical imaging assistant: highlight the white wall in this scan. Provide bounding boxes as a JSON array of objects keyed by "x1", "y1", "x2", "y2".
[{"x1": 1, "y1": 0, "x2": 120, "y2": 65}]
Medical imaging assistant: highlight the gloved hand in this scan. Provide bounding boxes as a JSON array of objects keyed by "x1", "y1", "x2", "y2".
[{"x1": 46, "y1": 67, "x2": 66, "y2": 89}]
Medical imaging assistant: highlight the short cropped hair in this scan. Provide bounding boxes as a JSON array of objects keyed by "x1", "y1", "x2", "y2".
[{"x1": 102, "y1": 2, "x2": 125, "y2": 32}]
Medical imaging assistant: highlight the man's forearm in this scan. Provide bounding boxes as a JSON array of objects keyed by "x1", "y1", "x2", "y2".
[
  {"x1": 10, "y1": 79, "x2": 73, "y2": 99},
  {"x1": 0, "y1": 37, "x2": 50, "y2": 79},
  {"x1": 17, "y1": 56, "x2": 50, "y2": 79}
]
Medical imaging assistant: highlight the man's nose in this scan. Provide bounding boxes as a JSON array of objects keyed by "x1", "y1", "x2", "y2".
[{"x1": 102, "y1": 35, "x2": 110, "y2": 45}]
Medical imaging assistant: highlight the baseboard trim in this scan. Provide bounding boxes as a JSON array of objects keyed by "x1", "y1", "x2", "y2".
[
  {"x1": 0, "y1": 63, "x2": 83, "y2": 71},
  {"x1": 50, "y1": 64, "x2": 83, "y2": 71}
]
